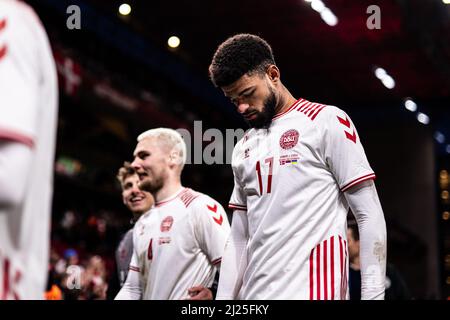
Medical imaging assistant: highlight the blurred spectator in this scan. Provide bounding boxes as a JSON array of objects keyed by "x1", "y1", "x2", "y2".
[
  {"x1": 79, "y1": 255, "x2": 108, "y2": 300},
  {"x1": 45, "y1": 267, "x2": 63, "y2": 300}
]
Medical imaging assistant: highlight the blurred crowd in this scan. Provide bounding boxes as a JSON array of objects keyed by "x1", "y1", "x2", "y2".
[{"x1": 46, "y1": 209, "x2": 129, "y2": 300}]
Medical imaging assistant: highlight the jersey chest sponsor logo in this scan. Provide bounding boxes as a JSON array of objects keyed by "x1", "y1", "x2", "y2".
[
  {"x1": 279, "y1": 129, "x2": 299, "y2": 150},
  {"x1": 160, "y1": 216, "x2": 174, "y2": 232}
]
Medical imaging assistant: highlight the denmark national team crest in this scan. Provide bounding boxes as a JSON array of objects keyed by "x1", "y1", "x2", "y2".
[
  {"x1": 160, "y1": 216, "x2": 174, "y2": 232},
  {"x1": 279, "y1": 129, "x2": 299, "y2": 150}
]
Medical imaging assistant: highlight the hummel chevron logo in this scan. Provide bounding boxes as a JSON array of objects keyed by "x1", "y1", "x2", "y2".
[
  {"x1": 0, "y1": 19, "x2": 7, "y2": 61},
  {"x1": 337, "y1": 115, "x2": 357, "y2": 143},
  {"x1": 207, "y1": 204, "x2": 223, "y2": 225}
]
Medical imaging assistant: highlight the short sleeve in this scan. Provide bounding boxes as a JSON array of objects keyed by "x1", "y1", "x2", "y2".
[
  {"x1": 192, "y1": 196, "x2": 231, "y2": 265},
  {"x1": 0, "y1": 2, "x2": 41, "y2": 146},
  {"x1": 320, "y1": 106, "x2": 376, "y2": 192}
]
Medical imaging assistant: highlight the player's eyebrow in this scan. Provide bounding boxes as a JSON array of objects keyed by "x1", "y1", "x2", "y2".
[
  {"x1": 226, "y1": 86, "x2": 255, "y2": 99},
  {"x1": 134, "y1": 150, "x2": 148, "y2": 158},
  {"x1": 237, "y1": 86, "x2": 255, "y2": 97}
]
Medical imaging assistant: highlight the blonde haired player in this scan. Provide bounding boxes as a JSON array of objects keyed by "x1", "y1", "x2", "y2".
[
  {"x1": 115, "y1": 128, "x2": 230, "y2": 300},
  {"x1": 0, "y1": 0, "x2": 58, "y2": 299}
]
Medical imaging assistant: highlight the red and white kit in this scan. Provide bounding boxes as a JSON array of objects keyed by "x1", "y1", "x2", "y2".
[
  {"x1": 224, "y1": 99, "x2": 378, "y2": 299},
  {"x1": 116, "y1": 188, "x2": 230, "y2": 300},
  {"x1": 0, "y1": 0, "x2": 58, "y2": 299}
]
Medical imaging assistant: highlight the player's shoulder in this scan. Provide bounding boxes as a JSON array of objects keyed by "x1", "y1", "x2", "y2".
[
  {"x1": 0, "y1": 0, "x2": 47, "y2": 53},
  {"x1": 0, "y1": 0, "x2": 40, "y2": 25},
  {"x1": 286, "y1": 99, "x2": 335, "y2": 122},
  {"x1": 297, "y1": 102, "x2": 348, "y2": 126},
  {"x1": 182, "y1": 188, "x2": 224, "y2": 212}
]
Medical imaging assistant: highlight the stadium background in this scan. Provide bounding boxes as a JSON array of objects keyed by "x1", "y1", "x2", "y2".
[{"x1": 23, "y1": 0, "x2": 450, "y2": 299}]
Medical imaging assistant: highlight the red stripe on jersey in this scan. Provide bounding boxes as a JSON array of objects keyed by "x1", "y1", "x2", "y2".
[
  {"x1": 323, "y1": 239, "x2": 328, "y2": 300},
  {"x1": 228, "y1": 203, "x2": 247, "y2": 211},
  {"x1": 129, "y1": 266, "x2": 140, "y2": 272},
  {"x1": 0, "y1": 45, "x2": 7, "y2": 61},
  {"x1": 296, "y1": 100, "x2": 309, "y2": 111},
  {"x1": 302, "y1": 104, "x2": 318, "y2": 118},
  {"x1": 316, "y1": 243, "x2": 321, "y2": 300},
  {"x1": 211, "y1": 258, "x2": 222, "y2": 265},
  {"x1": 343, "y1": 240, "x2": 348, "y2": 299},
  {"x1": 0, "y1": 129, "x2": 34, "y2": 148},
  {"x1": 297, "y1": 102, "x2": 327, "y2": 121},
  {"x1": 297, "y1": 101, "x2": 309, "y2": 112},
  {"x1": 308, "y1": 104, "x2": 324, "y2": 117},
  {"x1": 309, "y1": 249, "x2": 314, "y2": 300},
  {"x1": 341, "y1": 173, "x2": 376, "y2": 192},
  {"x1": 307, "y1": 104, "x2": 321, "y2": 117},
  {"x1": 302, "y1": 102, "x2": 316, "y2": 115},
  {"x1": 147, "y1": 238, "x2": 153, "y2": 261},
  {"x1": 2, "y1": 258, "x2": 10, "y2": 300},
  {"x1": 311, "y1": 105, "x2": 326, "y2": 121},
  {"x1": 298, "y1": 101, "x2": 312, "y2": 112},
  {"x1": 339, "y1": 236, "x2": 344, "y2": 299},
  {"x1": 330, "y1": 236, "x2": 335, "y2": 300},
  {"x1": 272, "y1": 98, "x2": 304, "y2": 120},
  {"x1": 179, "y1": 188, "x2": 201, "y2": 207},
  {"x1": 0, "y1": 19, "x2": 7, "y2": 62},
  {"x1": 0, "y1": 19, "x2": 6, "y2": 31}
]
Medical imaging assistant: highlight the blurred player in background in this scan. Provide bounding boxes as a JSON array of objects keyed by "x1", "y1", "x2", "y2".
[
  {"x1": 0, "y1": 0, "x2": 58, "y2": 299},
  {"x1": 107, "y1": 162, "x2": 154, "y2": 298},
  {"x1": 209, "y1": 34, "x2": 387, "y2": 300},
  {"x1": 115, "y1": 128, "x2": 230, "y2": 300}
]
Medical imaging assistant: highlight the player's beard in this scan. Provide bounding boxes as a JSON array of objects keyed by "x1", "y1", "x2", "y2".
[
  {"x1": 138, "y1": 171, "x2": 165, "y2": 195},
  {"x1": 246, "y1": 87, "x2": 277, "y2": 129}
]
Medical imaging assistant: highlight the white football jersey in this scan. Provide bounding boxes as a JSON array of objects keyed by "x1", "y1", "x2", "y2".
[
  {"x1": 0, "y1": 0, "x2": 58, "y2": 299},
  {"x1": 228, "y1": 98, "x2": 375, "y2": 299},
  {"x1": 130, "y1": 188, "x2": 230, "y2": 299}
]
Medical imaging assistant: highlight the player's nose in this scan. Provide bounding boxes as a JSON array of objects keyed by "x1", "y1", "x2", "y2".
[
  {"x1": 237, "y1": 102, "x2": 250, "y2": 114},
  {"x1": 131, "y1": 158, "x2": 142, "y2": 171},
  {"x1": 131, "y1": 184, "x2": 141, "y2": 194}
]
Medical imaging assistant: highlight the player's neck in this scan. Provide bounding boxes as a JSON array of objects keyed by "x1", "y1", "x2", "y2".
[
  {"x1": 274, "y1": 85, "x2": 297, "y2": 116},
  {"x1": 154, "y1": 180, "x2": 183, "y2": 204}
]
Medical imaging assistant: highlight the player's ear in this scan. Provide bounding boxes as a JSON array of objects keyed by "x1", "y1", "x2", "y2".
[
  {"x1": 168, "y1": 150, "x2": 181, "y2": 167},
  {"x1": 266, "y1": 65, "x2": 280, "y2": 83}
]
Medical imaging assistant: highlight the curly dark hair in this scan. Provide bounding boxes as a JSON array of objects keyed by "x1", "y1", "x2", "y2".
[{"x1": 209, "y1": 33, "x2": 276, "y2": 87}]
